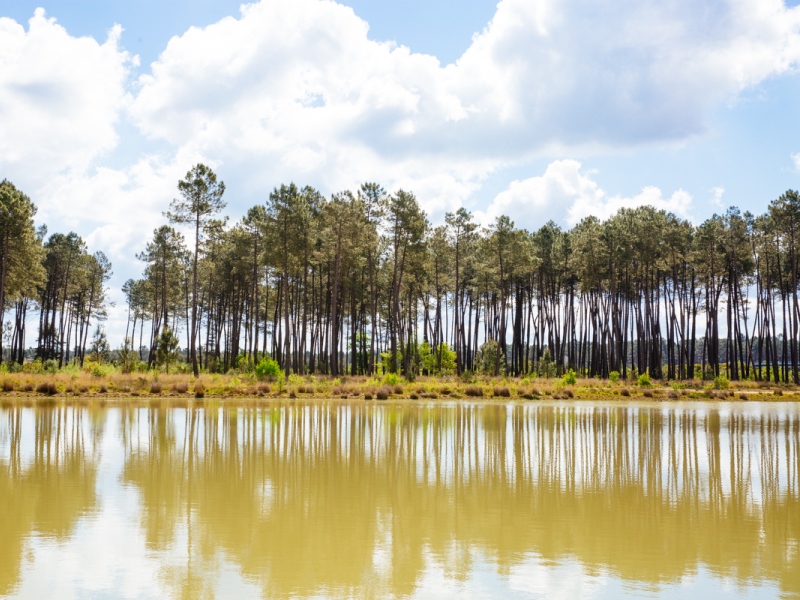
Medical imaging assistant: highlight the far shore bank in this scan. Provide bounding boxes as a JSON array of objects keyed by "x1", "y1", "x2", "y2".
[{"x1": 0, "y1": 372, "x2": 798, "y2": 404}]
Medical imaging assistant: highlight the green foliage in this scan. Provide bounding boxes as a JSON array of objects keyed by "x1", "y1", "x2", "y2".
[
  {"x1": 383, "y1": 372, "x2": 400, "y2": 386},
  {"x1": 155, "y1": 327, "x2": 180, "y2": 374},
  {"x1": 609, "y1": 371, "x2": 620, "y2": 384},
  {"x1": 116, "y1": 337, "x2": 140, "y2": 374},
  {"x1": 418, "y1": 341, "x2": 457, "y2": 376},
  {"x1": 237, "y1": 353, "x2": 254, "y2": 373},
  {"x1": 255, "y1": 357, "x2": 281, "y2": 380},
  {"x1": 538, "y1": 348, "x2": 556, "y2": 378},
  {"x1": 475, "y1": 340, "x2": 504, "y2": 376},
  {"x1": 713, "y1": 375, "x2": 730, "y2": 390},
  {"x1": 563, "y1": 369, "x2": 577, "y2": 385},
  {"x1": 638, "y1": 372, "x2": 652, "y2": 387},
  {"x1": 287, "y1": 373, "x2": 304, "y2": 387},
  {"x1": 88, "y1": 326, "x2": 111, "y2": 364}
]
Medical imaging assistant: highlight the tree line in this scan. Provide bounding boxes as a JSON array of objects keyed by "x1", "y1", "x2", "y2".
[{"x1": 3, "y1": 171, "x2": 800, "y2": 382}]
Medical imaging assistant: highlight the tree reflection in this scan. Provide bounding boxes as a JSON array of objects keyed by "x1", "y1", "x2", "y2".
[
  {"x1": 0, "y1": 406, "x2": 100, "y2": 595},
  {"x1": 111, "y1": 402, "x2": 800, "y2": 598}
]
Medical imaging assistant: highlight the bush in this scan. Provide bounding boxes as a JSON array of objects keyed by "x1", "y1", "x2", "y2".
[
  {"x1": 376, "y1": 386, "x2": 391, "y2": 400},
  {"x1": 493, "y1": 386, "x2": 511, "y2": 397},
  {"x1": 383, "y1": 372, "x2": 400, "y2": 386},
  {"x1": 713, "y1": 375, "x2": 730, "y2": 390},
  {"x1": 563, "y1": 369, "x2": 577, "y2": 385},
  {"x1": 465, "y1": 386, "x2": 483, "y2": 397},
  {"x1": 194, "y1": 381, "x2": 205, "y2": 398},
  {"x1": 255, "y1": 357, "x2": 282, "y2": 380},
  {"x1": 637, "y1": 372, "x2": 652, "y2": 387},
  {"x1": 150, "y1": 381, "x2": 162, "y2": 394},
  {"x1": 609, "y1": 371, "x2": 620, "y2": 384}
]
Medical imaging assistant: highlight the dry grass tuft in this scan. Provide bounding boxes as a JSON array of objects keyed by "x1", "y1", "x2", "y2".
[
  {"x1": 364, "y1": 392, "x2": 373, "y2": 400},
  {"x1": 620, "y1": 388, "x2": 630, "y2": 397},
  {"x1": 739, "y1": 392, "x2": 748, "y2": 400},
  {"x1": 464, "y1": 386, "x2": 483, "y2": 397},
  {"x1": 150, "y1": 381, "x2": 162, "y2": 394},
  {"x1": 376, "y1": 386, "x2": 391, "y2": 400},
  {"x1": 493, "y1": 386, "x2": 511, "y2": 397},
  {"x1": 99, "y1": 383, "x2": 108, "y2": 393},
  {"x1": 393, "y1": 384, "x2": 404, "y2": 395},
  {"x1": 564, "y1": 389, "x2": 575, "y2": 398},
  {"x1": 2, "y1": 380, "x2": 14, "y2": 392},
  {"x1": 774, "y1": 389, "x2": 783, "y2": 396},
  {"x1": 36, "y1": 381, "x2": 57, "y2": 396},
  {"x1": 642, "y1": 389, "x2": 653, "y2": 398},
  {"x1": 259, "y1": 383, "x2": 272, "y2": 394},
  {"x1": 409, "y1": 393, "x2": 419, "y2": 400},
  {"x1": 194, "y1": 381, "x2": 205, "y2": 399},
  {"x1": 173, "y1": 381, "x2": 189, "y2": 394}
]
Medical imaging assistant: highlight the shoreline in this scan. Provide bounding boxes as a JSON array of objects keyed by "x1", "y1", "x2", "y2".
[{"x1": 0, "y1": 372, "x2": 798, "y2": 405}]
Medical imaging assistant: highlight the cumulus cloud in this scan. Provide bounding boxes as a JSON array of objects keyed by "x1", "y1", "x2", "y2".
[
  {"x1": 793, "y1": 152, "x2": 800, "y2": 171},
  {"x1": 125, "y1": 0, "x2": 800, "y2": 218},
  {"x1": 481, "y1": 160, "x2": 693, "y2": 230},
  {"x1": 0, "y1": 9, "x2": 133, "y2": 185}
]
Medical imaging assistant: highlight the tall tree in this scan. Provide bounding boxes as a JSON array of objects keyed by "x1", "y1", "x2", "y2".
[{"x1": 167, "y1": 164, "x2": 226, "y2": 376}]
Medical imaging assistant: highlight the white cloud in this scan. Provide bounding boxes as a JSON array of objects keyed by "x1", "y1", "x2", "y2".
[
  {"x1": 126, "y1": 0, "x2": 800, "y2": 214},
  {"x1": 482, "y1": 159, "x2": 693, "y2": 230},
  {"x1": 0, "y1": 9, "x2": 133, "y2": 185},
  {"x1": 710, "y1": 186, "x2": 726, "y2": 208},
  {"x1": 792, "y1": 152, "x2": 800, "y2": 171}
]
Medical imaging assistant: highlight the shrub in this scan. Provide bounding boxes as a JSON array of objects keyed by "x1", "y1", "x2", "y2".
[
  {"x1": 609, "y1": 371, "x2": 620, "y2": 384},
  {"x1": 150, "y1": 381, "x2": 162, "y2": 394},
  {"x1": 99, "y1": 383, "x2": 108, "y2": 393},
  {"x1": 2, "y1": 380, "x2": 14, "y2": 392},
  {"x1": 194, "y1": 381, "x2": 205, "y2": 399},
  {"x1": 464, "y1": 386, "x2": 483, "y2": 397},
  {"x1": 376, "y1": 386, "x2": 391, "y2": 400},
  {"x1": 563, "y1": 369, "x2": 577, "y2": 386},
  {"x1": 637, "y1": 372, "x2": 652, "y2": 387},
  {"x1": 493, "y1": 386, "x2": 511, "y2": 397},
  {"x1": 255, "y1": 357, "x2": 282, "y2": 380},
  {"x1": 620, "y1": 388, "x2": 631, "y2": 397},
  {"x1": 173, "y1": 382, "x2": 189, "y2": 393},
  {"x1": 364, "y1": 392, "x2": 373, "y2": 400},
  {"x1": 713, "y1": 375, "x2": 730, "y2": 390},
  {"x1": 383, "y1": 372, "x2": 400, "y2": 386},
  {"x1": 393, "y1": 384, "x2": 403, "y2": 395}
]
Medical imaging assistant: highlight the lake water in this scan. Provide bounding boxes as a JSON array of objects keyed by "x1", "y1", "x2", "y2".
[{"x1": 0, "y1": 401, "x2": 798, "y2": 599}]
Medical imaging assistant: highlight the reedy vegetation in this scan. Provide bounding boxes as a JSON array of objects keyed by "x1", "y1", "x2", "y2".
[{"x1": 4, "y1": 171, "x2": 800, "y2": 385}]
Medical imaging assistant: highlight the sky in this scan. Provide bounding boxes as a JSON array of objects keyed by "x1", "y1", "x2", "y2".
[{"x1": 2, "y1": 0, "x2": 800, "y2": 342}]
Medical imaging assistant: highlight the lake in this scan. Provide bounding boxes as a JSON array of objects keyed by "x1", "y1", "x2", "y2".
[{"x1": 0, "y1": 400, "x2": 798, "y2": 598}]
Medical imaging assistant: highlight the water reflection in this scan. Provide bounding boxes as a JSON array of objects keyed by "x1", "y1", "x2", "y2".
[
  {"x1": 0, "y1": 406, "x2": 100, "y2": 595},
  {"x1": 1, "y1": 402, "x2": 798, "y2": 598}
]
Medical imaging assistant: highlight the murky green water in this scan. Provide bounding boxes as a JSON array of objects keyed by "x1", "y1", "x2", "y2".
[{"x1": 0, "y1": 401, "x2": 798, "y2": 599}]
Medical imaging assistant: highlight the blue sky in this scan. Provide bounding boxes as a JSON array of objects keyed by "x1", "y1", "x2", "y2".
[{"x1": 2, "y1": 0, "x2": 800, "y2": 339}]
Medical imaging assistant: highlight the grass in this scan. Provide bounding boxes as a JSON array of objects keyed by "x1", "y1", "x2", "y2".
[{"x1": 0, "y1": 369, "x2": 796, "y2": 406}]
